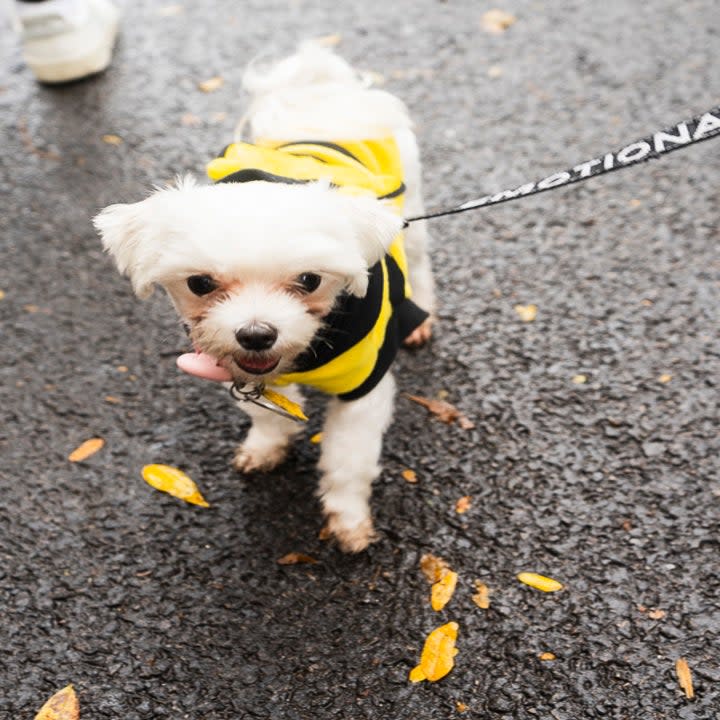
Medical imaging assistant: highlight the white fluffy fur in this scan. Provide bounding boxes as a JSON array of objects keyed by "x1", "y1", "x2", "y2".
[{"x1": 95, "y1": 43, "x2": 436, "y2": 552}]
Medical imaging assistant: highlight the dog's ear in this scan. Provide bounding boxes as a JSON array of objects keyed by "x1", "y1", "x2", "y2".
[
  {"x1": 93, "y1": 177, "x2": 197, "y2": 298},
  {"x1": 94, "y1": 199, "x2": 157, "y2": 298},
  {"x1": 340, "y1": 195, "x2": 404, "y2": 297}
]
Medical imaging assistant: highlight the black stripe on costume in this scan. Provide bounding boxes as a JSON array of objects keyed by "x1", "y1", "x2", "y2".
[
  {"x1": 217, "y1": 168, "x2": 310, "y2": 186},
  {"x1": 337, "y1": 255, "x2": 429, "y2": 401},
  {"x1": 276, "y1": 140, "x2": 363, "y2": 164},
  {"x1": 291, "y1": 261, "x2": 385, "y2": 373},
  {"x1": 378, "y1": 183, "x2": 406, "y2": 200}
]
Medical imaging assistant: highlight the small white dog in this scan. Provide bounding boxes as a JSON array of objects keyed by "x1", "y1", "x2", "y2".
[{"x1": 94, "y1": 44, "x2": 436, "y2": 552}]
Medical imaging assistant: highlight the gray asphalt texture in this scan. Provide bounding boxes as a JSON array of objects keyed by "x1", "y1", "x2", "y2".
[{"x1": 1, "y1": 1, "x2": 719, "y2": 718}]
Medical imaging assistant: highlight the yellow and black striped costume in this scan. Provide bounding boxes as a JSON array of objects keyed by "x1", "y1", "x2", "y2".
[{"x1": 207, "y1": 138, "x2": 428, "y2": 401}]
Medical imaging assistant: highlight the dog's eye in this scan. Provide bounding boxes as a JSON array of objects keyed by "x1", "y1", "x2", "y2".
[
  {"x1": 187, "y1": 275, "x2": 218, "y2": 296},
  {"x1": 295, "y1": 273, "x2": 322, "y2": 294}
]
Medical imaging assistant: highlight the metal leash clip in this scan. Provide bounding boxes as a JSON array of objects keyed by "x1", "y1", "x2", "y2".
[{"x1": 229, "y1": 381, "x2": 308, "y2": 423}]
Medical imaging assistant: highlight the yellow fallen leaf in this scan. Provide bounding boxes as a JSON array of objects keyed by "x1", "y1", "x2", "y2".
[
  {"x1": 675, "y1": 657, "x2": 694, "y2": 699},
  {"x1": 539, "y1": 652, "x2": 556, "y2": 661},
  {"x1": 401, "y1": 468, "x2": 418, "y2": 483},
  {"x1": 198, "y1": 76, "x2": 224, "y2": 93},
  {"x1": 455, "y1": 495, "x2": 471, "y2": 514},
  {"x1": 572, "y1": 374, "x2": 587, "y2": 384},
  {"x1": 420, "y1": 553, "x2": 450, "y2": 583},
  {"x1": 431, "y1": 570, "x2": 458, "y2": 611},
  {"x1": 517, "y1": 572, "x2": 564, "y2": 592},
  {"x1": 658, "y1": 373, "x2": 672, "y2": 383},
  {"x1": 310, "y1": 432, "x2": 323, "y2": 444},
  {"x1": 104, "y1": 395, "x2": 122, "y2": 404},
  {"x1": 102, "y1": 134, "x2": 123, "y2": 146},
  {"x1": 514, "y1": 304, "x2": 537, "y2": 322},
  {"x1": 629, "y1": 198, "x2": 642, "y2": 208},
  {"x1": 34, "y1": 685, "x2": 79, "y2": 720},
  {"x1": 180, "y1": 112, "x2": 202, "y2": 127},
  {"x1": 262, "y1": 387, "x2": 308, "y2": 421},
  {"x1": 472, "y1": 580, "x2": 490, "y2": 609},
  {"x1": 277, "y1": 552, "x2": 318, "y2": 565},
  {"x1": 456, "y1": 701, "x2": 468, "y2": 713},
  {"x1": 480, "y1": 9, "x2": 517, "y2": 33},
  {"x1": 409, "y1": 621, "x2": 459, "y2": 683},
  {"x1": 68, "y1": 438, "x2": 105, "y2": 462},
  {"x1": 141, "y1": 464, "x2": 209, "y2": 507},
  {"x1": 0, "y1": 289, "x2": 5, "y2": 300}
]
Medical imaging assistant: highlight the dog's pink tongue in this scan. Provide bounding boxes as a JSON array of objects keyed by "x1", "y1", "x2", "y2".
[{"x1": 177, "y1": 352, "x2": 233, "y2": 382}]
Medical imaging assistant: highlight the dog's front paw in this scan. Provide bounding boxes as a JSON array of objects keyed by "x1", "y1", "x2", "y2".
[
  {"x1": 403, "y1": 317, "x2": 433, "y2": 348},
  {"x1": 232, "y1": 440, "x2": 288, "y2": 473},
  {"x1": 324, "y1": 513, "x2": 377, "y2": 553}
]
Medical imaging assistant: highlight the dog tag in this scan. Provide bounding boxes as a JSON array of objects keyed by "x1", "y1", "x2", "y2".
[{"x1": 229, "y1": 382, "x2": 308, "y2": 422}]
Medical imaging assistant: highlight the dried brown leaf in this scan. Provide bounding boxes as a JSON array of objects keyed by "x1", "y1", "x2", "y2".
[
  {"x1": 198, "y1": 76, "x2": 224, "y2": 93},
  {"x1": 314, "y1": 33, "x2": 342, "y2": 47},
  {"x1": 420, "y1": 553, "x2": 450, "y2": 583},
  {"x1": 180, "y1": 112, "x2": 202, "y2": 127},
  {"x1": 647, "y1": 608, "x2": 666, "y2": 620},
  {"x1": 157, "y1": 4, "x2": 184, "y2": 16},
  {"x1": 514, "y1": 304, "x2": 537, "y2": 322},
  {"x1": 455, "y1": 496, "x2": 472, "y2": 514},
  {"x1": 539, "y1": 652, "x2": 556, "y2": 661},
  {"x1": 480, "y1": 9, "x2": 517, "y2": 33},
  {"x1": 277, "y1": 552, "x2": 318, "y2": 565},
  {"x1": 457, "y1": 414, "x2": 476, "y2": 430},
  {"x1": 102, "y1": 134, "x2": 123, "y2": 146},
  {"x1": 34, "y1": 685, "x2": 79, "y2": 720},
  {"x1": 404, "y1": 394, "x2": 473, "y2": 429},
  {"x1": 401, "y1": 468, "x2": 418, "y2": 483},
  {"x1": 472, "y1": 580, "x2": 490, "y2": 609},
  {"x1": 675, "y1": 657, "x2": 694, "y2": 699}
]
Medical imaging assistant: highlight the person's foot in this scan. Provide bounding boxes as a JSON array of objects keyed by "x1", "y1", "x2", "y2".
[{"x1": 14, "y1": 0, "x2": 120, "y2": 83}]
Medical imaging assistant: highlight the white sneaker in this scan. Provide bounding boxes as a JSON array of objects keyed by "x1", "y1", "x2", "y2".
[{"x1": 14, "y1": 0, "x2": 120, "y2": 83}]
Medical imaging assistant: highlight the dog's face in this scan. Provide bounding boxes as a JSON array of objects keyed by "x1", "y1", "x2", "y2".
[{"x1": 95, "y1": 177, "x2": 402, "y2": 382}]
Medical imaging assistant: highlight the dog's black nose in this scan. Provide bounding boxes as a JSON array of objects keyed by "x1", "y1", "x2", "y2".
[{"x1": 235, "y1": 323, "x2": 278, "y2": 351}]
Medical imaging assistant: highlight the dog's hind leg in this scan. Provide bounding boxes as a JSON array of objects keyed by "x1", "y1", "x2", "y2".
[
  {"x1": 317, "y1": 372, "x2": 396, "y2": 552},
  {"x1": 232, "y1": 384, "x2": 304, "y2": 473}
]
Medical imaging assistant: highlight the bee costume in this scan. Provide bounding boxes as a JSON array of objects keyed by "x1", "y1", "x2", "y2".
[{"x1": 207, "y1": 137, "x2": 428, "y2": 401}]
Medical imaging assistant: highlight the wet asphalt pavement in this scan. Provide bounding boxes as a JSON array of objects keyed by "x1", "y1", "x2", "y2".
[{"x1": 1, "y1": 1, "x2": 719, "y2": 718}]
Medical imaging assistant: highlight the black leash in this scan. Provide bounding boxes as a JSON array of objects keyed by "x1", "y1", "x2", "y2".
[{"x1": 404, "y1": 105, "x2": 720, "y2": 225}]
